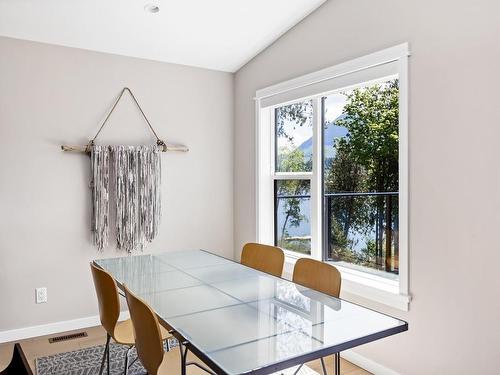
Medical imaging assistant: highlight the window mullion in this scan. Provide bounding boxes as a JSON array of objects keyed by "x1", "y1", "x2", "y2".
[{"x1": 310, "y1": 98, "x2": 322, "y2": 260}]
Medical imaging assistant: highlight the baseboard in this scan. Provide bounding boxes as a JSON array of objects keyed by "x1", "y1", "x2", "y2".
[
  {"x1": 0, "y1": 311, "x2": 129, "y2": 344},
  {"x1": 342, "y1": 350, "x2": 401, "y2": 375}
]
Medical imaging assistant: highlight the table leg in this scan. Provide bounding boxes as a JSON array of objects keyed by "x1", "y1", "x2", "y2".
[
  {"x1": 293, "y1": 363, "x2": 304, "y2": 375},
  {"x1": 334, "y1": 353, "x2": 340, "y2": 375},
  {"x1": 179, "y1": 341, "x2": 188, "y2": 375}
]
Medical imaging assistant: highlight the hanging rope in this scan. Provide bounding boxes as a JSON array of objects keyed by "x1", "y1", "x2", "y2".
[{"x1": 86, "y1": 87, "x2": 166, "y2": 152}]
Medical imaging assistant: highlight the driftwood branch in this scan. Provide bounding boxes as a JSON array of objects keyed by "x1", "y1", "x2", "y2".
[{"x1": 61, "y1": 143, "x2": 189, "y2": 153}]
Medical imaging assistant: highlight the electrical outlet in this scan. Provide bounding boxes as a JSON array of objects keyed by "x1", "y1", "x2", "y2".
[{"x1": 36, "y1": 287, "x2": 47, "y2": 304}]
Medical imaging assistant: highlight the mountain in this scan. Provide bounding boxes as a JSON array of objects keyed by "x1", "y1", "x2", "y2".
[{"x1": 298, "y1": 114, "x2": 348, "y2": 160}]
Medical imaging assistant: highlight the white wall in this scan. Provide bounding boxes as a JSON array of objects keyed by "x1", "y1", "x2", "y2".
[
  {"x1": 234, "y1": 0, "x2": 500, "y2": 374},
  {"x1": 0, "y1": 36, "x2": 234, "y2": 333}
]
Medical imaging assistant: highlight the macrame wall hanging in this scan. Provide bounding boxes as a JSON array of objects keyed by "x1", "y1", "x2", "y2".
[{"x1": 61, "y1": 87, "x2": 188, "y2": 252}]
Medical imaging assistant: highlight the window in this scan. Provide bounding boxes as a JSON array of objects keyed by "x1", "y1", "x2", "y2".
[{"x1": 256, "y1": 44, "x2": 410, "y2": 310}]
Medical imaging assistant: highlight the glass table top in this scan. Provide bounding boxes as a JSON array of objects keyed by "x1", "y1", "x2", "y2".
[{"x1": 95, "y1": 250, "x2": 407, "y2": 375}]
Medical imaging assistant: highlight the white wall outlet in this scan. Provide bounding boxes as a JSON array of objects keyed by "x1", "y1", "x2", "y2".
[{"x1": 36, "y1": 287, "x2": 47, "y2": 304}]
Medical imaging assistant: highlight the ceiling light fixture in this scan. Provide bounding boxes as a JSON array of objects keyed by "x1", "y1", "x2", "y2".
[{"x1": 144, "y1": 4, "x2": 160, "y2": 13}]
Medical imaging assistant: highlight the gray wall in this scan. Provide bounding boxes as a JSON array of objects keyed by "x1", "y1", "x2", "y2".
[
  {"x1": 0, "y1": 36, "x2": 234, "y2": 332},
  {"x1": 234, "y1": 0, "x2": 500, "y2": 373}
]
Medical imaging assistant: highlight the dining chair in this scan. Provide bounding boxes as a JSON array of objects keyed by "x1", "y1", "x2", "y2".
[
  {"x1": 292, "y1": 258, "x2": 342, "y2": 375},
  {"x1": 241, "y1": 242, "x2": 285, "y2": 277},
  {"x1": 0, "y1": 343, "x2": 33, "y2": 375},
  {"x1": 123, "y1": 285, "x2": 214, "y2": 375},
  {"x1": 90, "y1": 263, "x2": 171, "y2": 375}
]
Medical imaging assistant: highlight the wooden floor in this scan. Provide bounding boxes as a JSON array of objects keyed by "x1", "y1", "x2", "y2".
[{"x1": 0, "y1": 325, "x2": 371, "y2": 374}]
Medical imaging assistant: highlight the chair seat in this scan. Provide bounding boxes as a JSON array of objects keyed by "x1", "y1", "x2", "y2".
[
  {"x1": 157, "y1": 348, "x2": 207, "y2": 374},
  {"x1": 113, "y1": 318, "x2": 171, "y2": 345}
]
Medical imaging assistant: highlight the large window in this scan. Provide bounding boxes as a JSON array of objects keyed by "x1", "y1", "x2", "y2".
[{"x1": 256, "y1": 44, "x2": 410, "y2": 310}]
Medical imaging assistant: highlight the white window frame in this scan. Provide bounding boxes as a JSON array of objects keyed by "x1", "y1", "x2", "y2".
[{"x1": 255, "y1": 43, "x2": 411, "y2": 311}]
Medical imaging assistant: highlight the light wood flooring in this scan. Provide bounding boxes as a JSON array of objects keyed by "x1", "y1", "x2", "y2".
[{"x1": 0, "y1": 325, "x2": 371, "y2": 374}]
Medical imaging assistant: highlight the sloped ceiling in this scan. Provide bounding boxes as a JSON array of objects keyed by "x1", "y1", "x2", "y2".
[{"x1": 0, "y1": 0, "x2": 326, "y2": 72}]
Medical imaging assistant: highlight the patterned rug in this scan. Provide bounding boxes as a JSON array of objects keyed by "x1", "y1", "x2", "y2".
[
  {"x1": 35, "y1": 340, "x2": 319, "y2": 375},
  {"x1": 35, "y1": 339, "x2": 176, "y2": 375}
]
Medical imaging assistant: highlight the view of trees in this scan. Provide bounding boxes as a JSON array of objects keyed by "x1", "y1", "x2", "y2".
[
  {"x1": 275, "y1": 149, "x2": 310, "y2": 254},
  {"x1": 275, "y1": 79, "x2": 400, "y2": 272},
  {"x1": 275, "y1": 102, "x2": 312, "y2": 253},
  {"x1": 326, "y1": 79, "x2": 399, "y2": 273}
]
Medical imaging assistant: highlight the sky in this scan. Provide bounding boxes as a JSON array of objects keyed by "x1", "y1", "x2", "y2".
[
  {"x1": 324, "y1": 93, "x2": 348, "y2": 123},
  {"x1": 277, "y1": 92, "x2": 348, "y2": 151}
]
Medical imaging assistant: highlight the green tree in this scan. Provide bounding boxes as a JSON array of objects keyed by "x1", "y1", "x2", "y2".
[
  {"x1": 334, "y1": 80, "x2": 399, "y2": 192},
  {"x1": 276, "y1": 101, "x2": 313, "y2": 142},
  {"x1": 276, "y1": 148, "x2": 310, "y2": 253},
  {"x1": 326, "y1": 80, "x2": 399, "y2": 271}
]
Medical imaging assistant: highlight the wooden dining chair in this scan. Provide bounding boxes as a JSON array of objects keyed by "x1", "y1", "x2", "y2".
[
  {"x1": 123, "y1": 286, "x2": 213, "y2": 375},
  {"x1": 0, "y1": 344, "x2": 33, "y2": 375},
  {"x1": 292, "y1": 258, "x2": 341, "y2": 298},
  {"x1": 90, "y1": 263, "x2": 171, "y2": 375},
  {"x1": 292, "y1": 258, "x2": 342, "y2": 375},
  {"x1": 241, "y1": 243, "x2": 285, "y2": 277}
]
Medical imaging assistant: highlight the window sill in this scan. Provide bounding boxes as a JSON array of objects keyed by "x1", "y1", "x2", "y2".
[{"x1": 283, "y1": 255, "x2": 411, "y2": 312}]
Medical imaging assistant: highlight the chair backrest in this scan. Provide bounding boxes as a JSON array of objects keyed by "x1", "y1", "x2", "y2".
[
  {"x1": 90, "y1": 263, "x2": 120, "y2": 337},
  {"x1": 241, "y1": 243, "x2": 285, "y2": 278},
  {"x1": 292, "y1": 258, "x2": 341, "y2": 298},
  {"x1": 124, "y1": 286, "x2": 164, "y2": 375}
]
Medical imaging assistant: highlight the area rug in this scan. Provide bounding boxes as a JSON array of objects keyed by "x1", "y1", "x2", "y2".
[
  {"x1": 35, "y1": 340, "x2": 318, "y2": 375},
  {"x1": 35, "y1": 340, "x2": 175, "y2": 375}
]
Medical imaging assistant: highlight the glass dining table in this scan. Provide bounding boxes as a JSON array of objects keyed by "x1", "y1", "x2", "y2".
[{"x1": 94, "y1": 250, "x2": 407, "y2": 375}]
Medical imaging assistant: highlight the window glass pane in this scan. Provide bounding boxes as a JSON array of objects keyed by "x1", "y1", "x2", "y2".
[
  {"x1": 275, "y1": 180, "x2": 311, "y2": 255},
  {"x1": 326, "y1": 193, "x2": 399, "y2": 278},
  {"x1": 275, "y1": 100, "x2": 313, "y2": 172},
  {"x1": 322, "y1": 78, "x2": 399, "y2": 278}
]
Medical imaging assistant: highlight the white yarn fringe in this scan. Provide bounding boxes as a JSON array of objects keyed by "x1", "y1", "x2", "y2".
[
  {"x1": 91, "y1": 145, "x2": 161, "y2": 252},
  {"x1": 90, "y1": 146, "x2": 110, "y2": 250}
]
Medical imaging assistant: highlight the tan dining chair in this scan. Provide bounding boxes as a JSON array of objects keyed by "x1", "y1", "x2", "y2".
[
  {"x1": 241, "y1": 242, "x2": 285, "y2": 277},
  {"x1": 292, "y1": 258, "x2": 341, "y2": 298},
  {"x1": 123, "y1": 285, "x2": 213, "y2": 375},
  {"x1": 90, "y1": 263, "x2": 171, "y2": 375},
  {"x1": 292, "y1": 258, "x2": 342, "y2": 375}
]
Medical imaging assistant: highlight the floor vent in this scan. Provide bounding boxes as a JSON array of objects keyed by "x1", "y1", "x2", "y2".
[{"x1": 48, "y1": 331, "x2": 88, "y2": 343}]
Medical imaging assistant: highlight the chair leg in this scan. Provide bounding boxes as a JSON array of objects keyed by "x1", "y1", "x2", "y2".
[
  {"x1": 123, "y1": 346, "x2": 133, "y2": 375},
  {"x1": 334, "y1": 353, "x2": 340, "y2": 375},
  {"x1": 107, "y1": 338, "x2": 111, "y2": 375},
  {"x1": 99, "y1": 334, "x2": 110, "y2": 375},
  {"x1": 179, "y1": 341, "x2": 216, "y2": 375},
  {"x1": 320, "y1": 357, "x2": 328, "y2": 375},
  {"x1": 128, "y1": 355, "x2": 138, "y2": 369}
]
